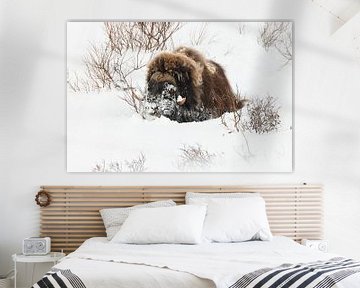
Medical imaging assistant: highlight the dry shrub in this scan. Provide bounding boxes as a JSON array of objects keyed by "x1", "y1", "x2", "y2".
[
  {"x1": 220, "y1": 109, "x2": 252, "y2": 155},
  {"x1": 258, "y1": 22, "x2": 292, "y2": 65},
  {"x1": 244, "y1": 94, "x2": 281, "y2": 134},
  {"x1": 219, "y1": 86, "x2": 247, "y2": 133},
  {"x1": 67, "y1": 70, "x2": 92, "y2": 93},
  {"x1": 125, "y1": 153, "x2": 146, "y2": 172},
  {"x1": 105, "y1": 22, "x2": 179, "y2": 52},
  {"x1": 178, "y1": 144, "x2": 215, "y2": 169},
  {"x1": 220, "y1": 110, "x2": 243, "y2": 133},
  {"x1": 72, "y1": 22, "x2": 182, "y2": 112},
  {"x1": 92, "y1": 153, "x2": 146, "y2": 172}
]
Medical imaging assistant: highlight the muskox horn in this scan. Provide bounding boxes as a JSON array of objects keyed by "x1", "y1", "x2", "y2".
[{"x1": 177, "y1": 95, "x2": 186, "y2": 105}]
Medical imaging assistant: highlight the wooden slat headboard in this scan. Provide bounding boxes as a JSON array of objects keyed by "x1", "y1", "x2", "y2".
[{"x1": 39, "y1": 184, "x2": 323, "y2": 253}]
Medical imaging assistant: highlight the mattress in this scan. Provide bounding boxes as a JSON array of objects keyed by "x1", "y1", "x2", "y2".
[{"x1": 35, "y1": 236, "x2": 360, "y2": 288}]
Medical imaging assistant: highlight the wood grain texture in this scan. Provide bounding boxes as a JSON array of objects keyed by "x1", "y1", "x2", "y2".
[{"x1": 39, "y1": 184, "x2": 323, "y2": 253}]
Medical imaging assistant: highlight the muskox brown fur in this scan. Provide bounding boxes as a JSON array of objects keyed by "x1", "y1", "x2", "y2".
[{"x1": 144, "y1": 47, "x2": 246, "y2": 123}]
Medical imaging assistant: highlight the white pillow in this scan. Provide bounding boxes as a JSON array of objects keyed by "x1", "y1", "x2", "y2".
[
  {"x1": 111, "y1": 205, "x2": 207, "y2": 244},
  {"x1": 100, "y1": 200, "x2": 176, "y2": 240},
  {"x1": 186, "y1": 192, "x2": 259, "y2": 204},
  {"x1": 202, "y1": 197, "x2": 272, "y2": 243}
]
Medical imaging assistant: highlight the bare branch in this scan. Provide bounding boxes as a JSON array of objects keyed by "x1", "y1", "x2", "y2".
[
  {"x1": 178, "y1": 144, "x2": 215, "y2": 169},
  {"x1": 92, "y1": 153, "x2": 146, "y2": 172},
  {"x1": 67, "y1": 70, "x2": 81, "y2": 92},
  {"x1": 80, "y1": 22, "x2": 182, "y2": 112},
  {"x1": 190, "y1": 23, "x2": 208, "y2": 46},
  {"x1": 258, "y1": 22, "x2": 292, "y2": 65},
  {"x1": 67, "y1": 70, "x2": 93, "y2": 93},
  {"x1": 243, "y1": 94, "x2": 281, "y2": 134},
  {"x1": 125, "y1": 153, "x2": 146, "y2": 172}
]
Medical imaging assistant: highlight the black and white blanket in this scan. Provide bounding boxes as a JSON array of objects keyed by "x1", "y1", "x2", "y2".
[
  {"x1": 33, "y1": 258, "x2": 360, "y2": 288},
  {"x1": 229, "y1": 258, "x2": 360, "y2": 288},
  {"x1": 32, "y1": 268, "x2": 86, "y2": 288}
]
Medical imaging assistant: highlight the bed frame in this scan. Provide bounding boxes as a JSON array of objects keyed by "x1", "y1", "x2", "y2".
[{"x1": 39, "y1": 184, "x2": 323, "y2": 253}]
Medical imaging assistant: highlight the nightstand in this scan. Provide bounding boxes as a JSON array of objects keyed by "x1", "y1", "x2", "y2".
[
  {"x1": 12, "y1": 252, "x2": 65, "y2": 288},
  {"x1": 301, "y1": 239, "x2": 328, "y2": 252}
]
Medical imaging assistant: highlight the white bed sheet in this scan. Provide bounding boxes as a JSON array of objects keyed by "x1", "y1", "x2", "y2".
[
  {"x1": 55, "y1": 258, "x2": 214, "y2": 288},
  {"x1": 54, "y1": 236, "x2": 360, "y2": 288}
]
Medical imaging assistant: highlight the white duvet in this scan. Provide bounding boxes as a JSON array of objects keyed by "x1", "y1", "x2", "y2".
[{"x1": 54, "y1": 237, "x2": 360, "y2": 288}]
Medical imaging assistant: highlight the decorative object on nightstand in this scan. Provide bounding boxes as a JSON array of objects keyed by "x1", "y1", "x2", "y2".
[
  {"x1": 23, "y1": 237, "x2": 51, "y2": 255},
  {"x1": 12, "y1": 252, "x2": 65, "y2": 288},
  {"x1": 301, "y1": 239, "x2": 328, "y2": 252}
]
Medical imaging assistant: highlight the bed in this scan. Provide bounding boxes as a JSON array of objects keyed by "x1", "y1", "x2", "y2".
[
  {"x1": 33, "y1": 185, "x2": 360, "y2": 287},
  {"x1": 33, "y1": 236, "x2": 360, "y2": 288}
]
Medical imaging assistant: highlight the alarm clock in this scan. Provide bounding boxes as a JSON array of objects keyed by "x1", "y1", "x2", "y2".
[{"x1": 23, "y1": 237, "x2": 51, "y2": 255}]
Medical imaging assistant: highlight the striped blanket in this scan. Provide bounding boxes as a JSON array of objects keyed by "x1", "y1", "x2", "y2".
[
  {"x1": 230, "y1": 258, "x2": 360, "y2": 288},
  {"x1": 32, "y1": 258, "x2": 360, "y2": 288},
  {"x1": 32, "y1": 268, "x2": 86, "y2": 288}
]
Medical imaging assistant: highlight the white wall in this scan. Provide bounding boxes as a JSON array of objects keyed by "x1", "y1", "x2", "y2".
[{"x1": 1, "y1": 0, "x2": 359, "y2": 286}]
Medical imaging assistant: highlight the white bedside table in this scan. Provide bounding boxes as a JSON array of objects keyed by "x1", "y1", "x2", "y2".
[{"x1": 12, "y1": 252, "x2": 65, "y2": 288}]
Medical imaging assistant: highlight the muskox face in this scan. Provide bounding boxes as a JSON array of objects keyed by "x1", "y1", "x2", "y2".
[{"x1": 142, "y1": 71, "x2": 190, "y2": 122}]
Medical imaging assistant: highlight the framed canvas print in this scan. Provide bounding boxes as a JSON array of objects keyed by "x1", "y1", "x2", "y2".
[{"x1": 67, "y1": 21, "x2": 293, "y2": 172}]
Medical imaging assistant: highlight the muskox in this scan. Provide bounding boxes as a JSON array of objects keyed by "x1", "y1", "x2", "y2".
[{"x1": 143, "y1": 47, "x2": 247, "y2": 123}]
